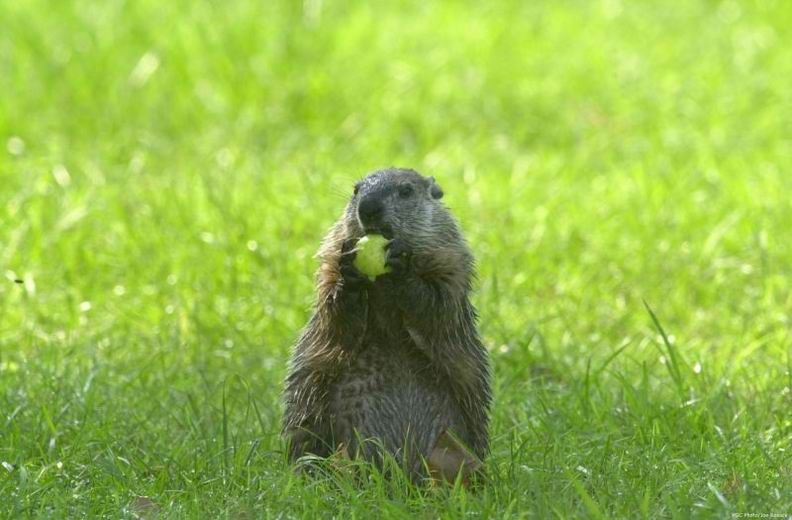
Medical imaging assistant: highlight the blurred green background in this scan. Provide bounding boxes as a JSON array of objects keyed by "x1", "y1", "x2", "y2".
[{"x1": 1, "y1": 0, "x2": 791, "y2": 517}]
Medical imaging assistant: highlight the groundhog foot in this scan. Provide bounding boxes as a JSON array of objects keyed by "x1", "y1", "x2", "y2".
[
  {"x1": 384, "y1": 238, "x2": 412, "y2": 274},
  {"x1": 426, "y1": 430, "x2": 482, "y2": 487},
  {"x1": 340, "y1": 238, "x2": 371, "y2": 290}
]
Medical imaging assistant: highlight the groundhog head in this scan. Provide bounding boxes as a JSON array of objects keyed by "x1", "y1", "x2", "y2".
[{"x1": 344, "y1": 168, "x2": 447, "y2": 246}]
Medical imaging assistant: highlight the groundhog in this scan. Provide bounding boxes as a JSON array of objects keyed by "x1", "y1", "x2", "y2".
[{"x1": 282, "y1": 167, "x2": 491, "y2": 483}]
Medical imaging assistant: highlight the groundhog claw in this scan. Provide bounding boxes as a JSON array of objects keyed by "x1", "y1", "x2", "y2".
[{"x1": 341, "y1": 238, "x2": 359, "y2": 257}]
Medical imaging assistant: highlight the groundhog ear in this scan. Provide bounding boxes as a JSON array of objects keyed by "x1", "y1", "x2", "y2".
[{"x1": 428, "y1": 177, "x2": 444, "y2": 199}]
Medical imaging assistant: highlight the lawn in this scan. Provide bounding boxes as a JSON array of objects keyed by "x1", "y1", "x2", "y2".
[{"x1": 1, "y1": 0, "x2": 791, "y2": 517}]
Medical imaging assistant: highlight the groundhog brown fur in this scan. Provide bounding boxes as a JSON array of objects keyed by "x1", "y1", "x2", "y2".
[{"x1": 282, "y1": 167, "x2": 492, "y2": 483}]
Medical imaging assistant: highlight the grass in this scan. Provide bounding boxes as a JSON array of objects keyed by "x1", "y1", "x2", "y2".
[{"x1": 1, "y1": 0, "x2": 791, "y2": 517}]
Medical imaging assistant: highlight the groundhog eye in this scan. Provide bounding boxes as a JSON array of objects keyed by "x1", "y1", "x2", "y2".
[
  {"x1": 353, "y1": 184, "x2": 360, "y2": 196},
  {"x1": 398, "y1": 184, "x2": 414, "y2": 198}
]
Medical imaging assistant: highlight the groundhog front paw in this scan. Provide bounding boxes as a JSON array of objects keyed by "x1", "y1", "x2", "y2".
[
  {"x1": 339, "y1": 238, "x2": 369, "y2": 290},
  {"x1": 385, "y1": 238, "x2": 412, "y2": 274}
]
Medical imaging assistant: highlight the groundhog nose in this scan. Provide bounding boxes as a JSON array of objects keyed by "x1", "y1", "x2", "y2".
[{"x1": 358, "y1": 196, "x2": 384, "y2": 225}]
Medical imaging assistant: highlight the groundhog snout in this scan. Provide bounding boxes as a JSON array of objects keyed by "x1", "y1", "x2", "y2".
[{"x1": 358, "y1": 195, "x2": 385, "y2": 228}]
